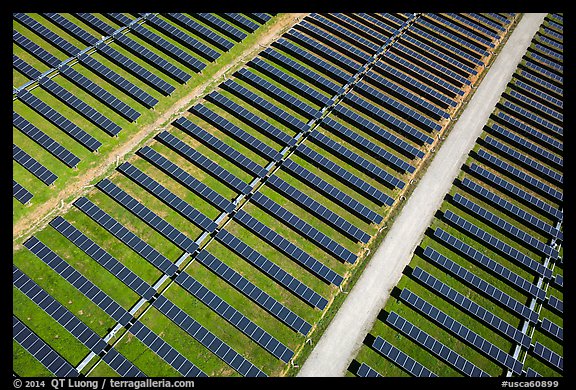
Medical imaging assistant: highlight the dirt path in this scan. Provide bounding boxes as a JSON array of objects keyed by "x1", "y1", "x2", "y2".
[
  {"x1": 296, "y1": 13, "x2": 547, "y2": 377},
  {"x1": 13, "y1": 13, "x2": 307, "y2": 247}
]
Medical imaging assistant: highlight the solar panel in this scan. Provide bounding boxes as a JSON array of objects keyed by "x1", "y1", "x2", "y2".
[
  {"x1": 14, "y1": 13, "x2": 80, "y2": 56},
  {"x1": 355, "y1": 80, "x2": 444, "y2": 131},
  {"x1": 127, "y1": 321, "x2": 206, "y2": 377},
  {"x1": 309, "y1": 129, "x2": 405, "y2": 190},
  {"x1": 370, "y1": 61, "x2": 457, "y2": 109},
  {"x1": 282, "y1": 158, "x2": 383, "y2": 224},
  {"x1": 295, "y1": 143, "x2": 393, "y2": 206},
  {"x1": 343, "y1": 93, "x2": 434, "y2": 145},
  {"x1": 42, "y1": 13, "x2": 176, "y2": 96},
  {"x1": 512, "y1": 79, "x2": 562, "y2": 111},
  {"x1": 553, "y1": 274, "x2": 563, "y2": 288},
  {"x1": 446, "y1": 13, "x2": 501, "y2": 40},
  {"x1": 12, "y1": 53, "x2": 42, "y2": 80},
  {"x1": 354, "y1": 13, "x2": 396, "y2": 36},
  {"x1": 173, "y1": 270, "x2": 294, "y2": 362},
  {"x1": 417, "y1": 16, "x2": 489, "y2": 55},
  {"x1": 356, "y1": 362, "x2": 381, "y2": 377},
  {"x1": 402, "y1": 31, "x2": 480, "y2": 75},
  {"x1": 58, "y1": 65, "x2": 140, "y2": 121},
  {"x1": 468, "y1": 163, "x2": 562, "y2": 221},
  {"x1": 391, "y1": 42, "x2": 471, "y2": 87},
  {"x1": 143, "y1": 13, "x2": 221, "y2": 63},
  {"x1": 502, "y1": 100, "x2": 562, "y2": 139},
  {"x1": 452, "y1": 193, "x2": 558, "y2": 258},
  {"x1": 423, "y1": 242, "x2": 544, "y2": 324},
  {"x1": 206, "y1": 91, "x2": 297, "y2": 146},
  {"x1": 525, "y1": 367, "x2": 542, "y2": 377},
  {"x1": 73, "y1": 197, "x2": 179, "y2": 276},
  {"x1": 381, "y1": 50, "x2": 464, "y2": 97},
  {"x1": 117, "y1": 161, "x2": 218, "y2": 232},
  {"x1": 527, "y1": 51, "x2": 563, "y2": 74},
  {"x1": 74, "y1": 14, "x2": 191, "y2": 83},
  {"x1": 49, "y1": 216, "x2": 156, "y2": 300},
  {"x1": 476, "y1": 148, "x2": 562, "y2": 203},
  {"x1": 13, "y1": 112, "x2": 81, "y2": 168},
  {"x1": 220, "y1": 79, "x2": 311, "y2": 132},
  {"x1": 12, "y1": 266, "x2": 144, "y2": 377},
  {"x1": 284, "y1": 29, "x2": 362, "y2": 73},
  {"x1": 17, "y1": 90, "x2": 102, "y2": 152},
  {"x1": 321, "y1": 117, "x2": 415, "y2": 174},
  {"x1": 329, "y1": 13, "x2": 390, "y2": 45},
  {"x1": 216, "y1": 230, "x2": 327, "y2": 311},
  {"x1": 196, "y1": 249, "x2": 312, "y2": 335},
  {"x1": 38, "y1": 75, "x2": 123, "y2": 136},
  {"x1": 13, "y1": 180, "x2": 33, "y2": 205},
  {"x1": 190, "y1": 103, "x2": 283, "y2": 161},
  {"x1": 432, "y1": 230, "x2": 547, "y2": 302},
  {"x1": 265, "y1": 174, "x2": 370, "y2": 245},
  {"x1": 151, "y1": 295, "x2": 265, "y2": 377},
  {"x1": 248, "y1": 57, "x2": 333, "y2": 107},
  {"x1": 154, "y1": 131, "x2": 252, "y2": 195},
  {"x1": 233, "y1": 210, "x2": 343, "y2": 286},
  {"x1": 24, "y1": 236, "x2": 134, "y2": 326},
  {"x1": 460, "y1": 178, "x2": 562, "y2": 240},
  {"x1": 386, "y1": 312, "x2": 490, "y2": 377},
  {"x1": 137, "y1": 145, "x2": 235, "y2": 213},
  {"x1": 164, "y1": 13, "x2": 234, "y2": 51},
  {"x1": 221, "y1": 13, "x2": 260, "y2": 32},
  {"x1": 261, "y1": 47, "x2": 344, "y2": 95},
  {"x1": 308, "y1": 14, "x2": 381, "y2": 53},
  {"x1": 507, "y1": 89, "x2": 562, "y2": 124},
  {"x1": 442, "y1": 209, "x2": 553, "y2": 280},
  {"x1": 524, "y1": 58, "x2": 563, "y2": 84},
  {"x1": 245, "y1": 13, "x2": 271, "y2": 24},
  {"x1": 536, "y1": 34, "x2": 563, "y2": 53},
  {"x1": 13, "y1": 315, "x2": 79, "y2": 377},
  {"x1": 541, "y1": 27, "x2": 563, "y2": 43},
  {"x1": 540, "y1": 317, "x2": 563, "y2": 341},
  {"x1": 234, "y1": 68, "x2": 321, "y2": 120},
  {"x1": 467, "y1": 13, "x2": 506, "y2": 32},
  {"x1": 425, "y1": 13, "x2": 495, "y2": 48},
  {"x1": 13, "y1": 144, "x2": 57, "y2": 186},
  {"x1": 519, "y1": 70, "x2": 562, "y2": 97},
  {"x1": 12, "y1": 29, "x2": 61, "y2": 68},
  {"x1": 294, "y1": 20, "x2": 372, "y2": 64},
  {"x1": 273, "y1": 38, "x2": 354, "y2": 84},
  {"x1": 250, "y1": 190, "x2": 358, "y2": 263},
  {"x1": 532, "y1": 342, "x2": 563, "y2": 372},
  {"x1": 192, "y1": 13, "x2": 247, "y2": 41},
  {"x1": 483, "y1": 135, "x2": 562, "y2": 185},
  {"x1": 332, "y1": 104, "x2": 424, "y2": 159},
  {"x1": 398, "y1": 288, "x2": 524, "y2": 375},
  {"x1": 96, "y1": 178, "x2": 199, "y2": 254},
  {"x1": 372, "y1": 336, "x2": 437, "y2": 377},
  {"x1": 411, "y1": 266, "x2": 533, "y2": 347},
  {"x1": 172, "y1": 116, "x2": 267, "y2": 178},
  {"x1": 547, "y1": 295, "x2": 563, "y2": 314}
]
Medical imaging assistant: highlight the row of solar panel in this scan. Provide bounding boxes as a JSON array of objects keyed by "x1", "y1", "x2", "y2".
[
  {"x1": 13, "y1": 266, "x2": 145, "y2": 377},
  {"x1": 72, "y1": 196, "x2": 295, "y2": 364},
  {"x1": 48, "y1": 215, "x2": 268, "y2": 376}
]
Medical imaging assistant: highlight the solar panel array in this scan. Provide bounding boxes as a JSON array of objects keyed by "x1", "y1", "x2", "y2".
[
  {"x1": 13, "y1": 12, "x2": 268, "y2": 208},
  {"x1": 352, "y1": 14, "x2": 562, "y2": 378},
  {"x1": 13, "y1": 315, "x2": 79, "y2": 377},
  {"x1": 15, "y1": 12, "x2": 529, "y2": 377}
]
